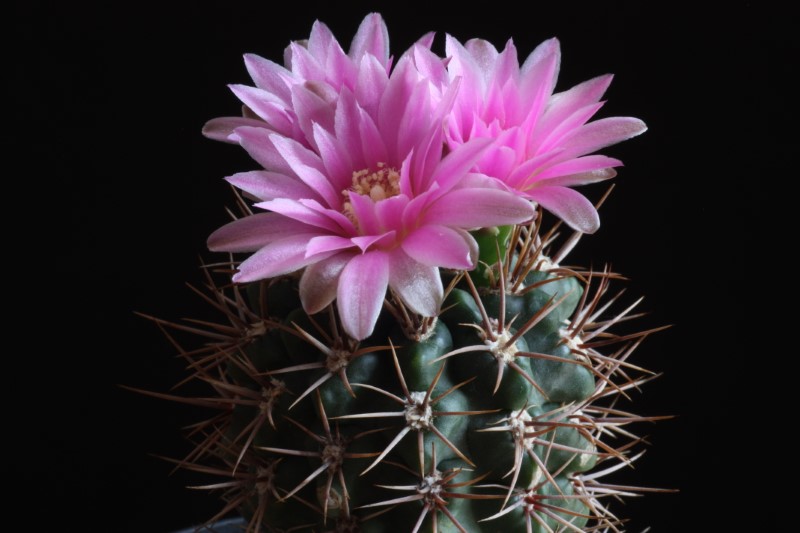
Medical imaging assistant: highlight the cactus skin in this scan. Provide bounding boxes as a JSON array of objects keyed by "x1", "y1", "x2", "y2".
[{"x1": 157, "y1": 216, "x2": 660, "y2": 532}]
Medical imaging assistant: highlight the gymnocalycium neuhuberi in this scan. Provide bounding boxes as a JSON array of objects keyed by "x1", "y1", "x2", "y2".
[{"x1": 151, "y1": 13, "x2": 667, "y2": 532}]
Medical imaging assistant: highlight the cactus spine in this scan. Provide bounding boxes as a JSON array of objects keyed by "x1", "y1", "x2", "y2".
[{"x1": 150, "y1": 211, "x2": 663, "y2": 532}]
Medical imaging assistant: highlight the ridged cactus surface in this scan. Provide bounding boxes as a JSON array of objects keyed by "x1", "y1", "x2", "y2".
[{"x1": 154, "y1": 219, "x2": 659, "y2": 532}]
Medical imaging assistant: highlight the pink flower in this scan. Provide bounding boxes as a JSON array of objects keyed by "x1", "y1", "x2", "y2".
[
  {"x1": 202, "y1": 13, "x2": 391, "y2": 146},
  {"x1": 445, "y1": 36, "x2": 647, "y2": 233},
  {"x1": 206, "y1": 16, "x2": 535, "y2": 340}
]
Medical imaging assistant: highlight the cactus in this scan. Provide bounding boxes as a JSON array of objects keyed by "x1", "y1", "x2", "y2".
[{"x1": 149, "y1": 13, "x2": 665, "y2": 532}]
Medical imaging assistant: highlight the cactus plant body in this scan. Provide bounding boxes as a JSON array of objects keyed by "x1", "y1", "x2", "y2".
[{"x1": 150, "y1": 13, "x2": 663, "y2": 532}]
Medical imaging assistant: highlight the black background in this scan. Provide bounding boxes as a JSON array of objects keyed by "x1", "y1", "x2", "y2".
[{"x1": 13, "y1": 1, "x2": 780, "y2": 531}]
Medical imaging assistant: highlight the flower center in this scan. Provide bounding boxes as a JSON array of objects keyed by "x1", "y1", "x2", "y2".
[{"x1": 341, "y1": 162, "x2": 401, "y2": 226}]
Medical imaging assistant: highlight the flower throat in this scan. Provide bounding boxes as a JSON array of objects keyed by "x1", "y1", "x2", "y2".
[{"x1": 341, "y1": 162, "x2": 400, "y2": 227}]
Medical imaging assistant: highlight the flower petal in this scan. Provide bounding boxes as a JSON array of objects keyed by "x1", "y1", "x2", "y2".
[
  {"x1": 424, "y1": 137, "x2": 494, "y2": 195},
  {"x1": 306, "y1": 235, "x2": 356, "y2": 257},
  {"x1": 531, "y1": 185, "x2": 600, "y2": 234},
  {"x1": 349, "y1": 13, "x2": 390, "y2": 66},
  {"x1": 236, "y1": 126, "x2": 294, "y2": 175},
  {"x1": 463, "y1": 38, "x2": 500, "y2": 86},
  {"x1": 536, "y1": 167, "x2": 617, "y2": 188},
  {"x1": 258, "y1": 198, "x2": 345, "y2": 234},
  {"x1": 533, "y1": 155, "x2": 622, "y2": 182},
  {"x1": 356, "y1": 53, "x2": 390, "y2": 118},
  {"x1": 313, "y1": 123, "x2": 351, "y2": 193},
  {"x1": 423, "y1": 188, "x2": 535, "y2": 228},
  {"x1": 402, "y1": 224, "x2": 476, "y2": 269},
  {"x1": 290, "y1": 83, "x2": 336, "y2": 148},
  {"x1": 299, "y1": 252, "x2": 353, "y2": 314},
  {"x1": 229, "y1": 84, "x2": 294, "y2": 135},
  {"x1": 225, "y1": 170, "x2": 317, "y2": 202},
  {"x1": 536, "y1": 102, "x2": 605, "y2": 153},
  {"x1": 270, "y1": 134, "x2": 340, "y2": 208},
  {"x1": 347, "y1": 191, "x2": 381, "y2": 236},
  {"x1": 334, "y1": 88, "x2": 367, "y2": 171},
  {"x1": 338, "y1": 251, "x2": 389, "y2": 340},
  {"x1": 243, "y1": 53, "x2": 295, "y2": 104},
  {"x1": 233, "y1": 233, "x2": 323, "y2": 282},
  {"x1": 559, "y1": 117, "x2": 648, "y2": 160},
  {"x1": 202, "y1": 117, "x2": 266, "y2": 143},
  {"x1": 207, "y1": 213, "x2": 308, "y2": 253},
  {"x1": 519, "y1": 37, "x2": 561, "y2": 111},
  {"x1": 388, "y1": 249, "x2": 443, "y2": 317},
  {"x1": 352, "y1": 232, "x2": 396, "y2": 252},
  {"x1": 286, "y1": 41, "x2": 326, "y2": 82},
  {"x1": 537, "y1": 74, "x2": 613, "y2": 135}
]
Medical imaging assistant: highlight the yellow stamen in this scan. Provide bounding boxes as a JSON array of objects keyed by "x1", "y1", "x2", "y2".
[{"x1": 341, "y1": 162, "x2": 401, "y2": 228}]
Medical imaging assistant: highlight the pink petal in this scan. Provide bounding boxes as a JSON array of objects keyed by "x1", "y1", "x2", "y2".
[
  {"x1": 270, "y1": 134, "x2": 340, "y2": 208},
  {"x1": 378, "y1": 59, "x2": 416, "y2": 158},
  {"x1": 464, "y1": 38, "x2": 500, "y2": 86},
  {"x1": 233, "y1": 233, "x2": 322, "y2": 282},
  {"x1": 225, "y1": 170, "x2": 317, "y2": 202},
  {"x1": 533, "y1": 155, "x2": 622, "y2": 182},
  {"x1": 396, "y1": 80, "x2": 434, "y2": 161},
  {"x1": 349, "y1": 13, "x2": 390, "y2": 66},
  {"x1": 520, "y1": 37, "x2": 561, "y2": 101},
  {"x1": 306, "y1": 235, "x2": 356, "y2": 257},
  {"x1": 411, "y1": 45, "x2": 449, "y2": 89},
  {"x1": 424, "y1": 188, "x2": 535, "y2": 228},
  {"x1": 388, "y1": 249, "x2": 443, "y2": 317},
  {"x1": 207, "y1": 213, "x2": 308, "y2": 253},
  {"x1": 307, "y1": 20, "x2": 336, "y2": 61},
  {"x1": 299, "y1": 252, "x2": 353, "y2": 314},
  {"x1": 287, "y1": 41, "x2": 325, "y2": 81},
  {"x1": 492, "y1": 40, "x2": 520, "y2": 86},
  {"x1": 202, "y1": 117, "x2": 266, "y2": 143},
  {"x1": 334, "y1": 89, "x2": 367, "y2": 171},
  {"x1": 423, "y1": 137, "x2": 494, "y2": 195},
  {"x1": 476, "y1": 144, "x2": 517, "y2": 181},
  {"x1": 297, "y1": 199, "x2": 357, "y2": 235},
  {"x1": 352, "y1": 232, "x2": 396, "y2": 252},
  {"x1": 519, "y1": 38, "x2": 560, "y2": 126},
  {"x1": 538, "y1": 74, "x2": 613, "y2": 135},
  {"x1": 357, "y1": 105, "x2": 388, "y2": 170},
  {"x1": 531, "y1": 185, "x2": 600, "y2": 234},
  {"x1": 558, "y1": 117, "x2": 648, "y2": 160},
  {"x1": 535, "y1": 167, "x2": 616, "y2": 188},
  {"x1": 402, "y1": 224, "x2": 476, "y2": 269},
  {"x1": 374, "y1": 194, "x2": 409, "y2": 228},
  {"x1": 410, "y1": 123, "x2": 445, "y2": 194},
  {"x1": 446, "y1": 35, "x2": 485, "y2": 98},
  {"x1": 290, "y1": 83, "x2": 335, "y2": 148},
  {"x1": 505, "y1": 149, "x2": 565, "y2": 189},
  {"x1": 337, "y1": 251, "x2": 389, "y2": 340},
  {"x1": 416, "y1": 31, "x2": 435, "y2": 50},
  {"x1": 321, "y1": 35, "x2": 355, "y2": 90},
  {"x1": 257, "y1": 198, "x2": 345, "y2": 234},
  {"x1": 243, "y1": 53, "x2": 295, "y2": 105},
  {"x1": 228, "y1": 85, "x2": 293, "y2": 133},
  {"x1": 347, "y1": 191, "x2": 381, "y2": 236},
  {"x1": 535, "y1": 101, "x2": 605, "y2": 153},
  {"x1": 355, "y1": 54, "x2": 390, "y2": 118},
  {"x1": 236, "y1": 127, "x2": 294, "y2": 175},
  {"x1": 313, "y1": 123, "x2": 351, "y2": 193}
]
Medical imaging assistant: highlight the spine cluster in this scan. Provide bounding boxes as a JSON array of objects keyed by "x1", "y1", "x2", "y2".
[{"x1": 147, "y1": 211, "x2": 664, "y2": 532}]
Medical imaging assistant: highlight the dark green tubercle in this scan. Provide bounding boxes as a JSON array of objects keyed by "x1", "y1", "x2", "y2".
[
  {"x1": 166, "y1": 213, "x2": 663, "y2": 533},
  {"x1": 217, "y1": 257, "x2": 611, "y2": 531}
]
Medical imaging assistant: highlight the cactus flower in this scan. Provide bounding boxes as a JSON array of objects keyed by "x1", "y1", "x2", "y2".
[
  {"x1": 206, "y1": 16, "x2": 535, "y2": 340},
  {"x1": 445, "y1": 36, "x2": 647, "y2": 233}
]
